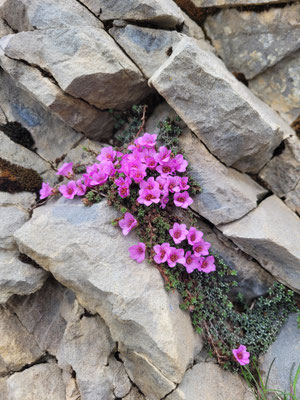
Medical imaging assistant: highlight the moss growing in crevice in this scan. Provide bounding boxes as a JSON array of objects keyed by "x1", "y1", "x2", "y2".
[
  {"x1": 291, "y1": 115, "x2": 300, "y2": 138},
  {"x1": 0, "y1": 158, "x2": 42, "y2": 193},
  {"x1": 0, "y1": 121, "x2": 35, "y2": 151}
]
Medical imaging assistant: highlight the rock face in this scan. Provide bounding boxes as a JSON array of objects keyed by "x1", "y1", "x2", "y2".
[
  {"x1": 220, "y1": 196, "x2": 300, "y2": 293},
  {"x1": 149, "y1": 37, "x2": 292, "y2": 173},
  {"x1": 190, "y1": 0, "x2": 293, "y2": 5},
  {"x1": 205, "y1": 4, "x2": 300, "y2": 80},
  {"x1": 0, "y1": 18, "x2": 12, "y2": 38},
  {"x1": 249, "y1": 51, "x2": 300, "y2": 124},
  {"x1": 0, "y1": 27, "x2": 149, "y2": 110},
  {"x1": 14, "y1": 198, "x2": 202, "y2": 399},
  {"x1": 259, "y1": 313, "x2": 300, "y2": 395}
]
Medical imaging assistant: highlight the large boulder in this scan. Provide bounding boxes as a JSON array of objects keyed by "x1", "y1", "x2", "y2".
[
  {"x1": 149, "y1": 37, "x2": 293, "y2": 173},
  {"x1": 14, "y1": 198, "x2": 202, "y2": 399},
  {"x1": 0, "y1": 27, "x2": 149, "y2": 110},
  {"x1": 205, "y1": 4, "x2": 300, "y2": 79},
  {"x1": 219, "y1": 196, "x2": 300, "y2": 293}
]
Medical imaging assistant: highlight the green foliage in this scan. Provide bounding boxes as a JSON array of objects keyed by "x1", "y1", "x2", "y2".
[
  {"x1": 112, "y1": 105, "x2": 145, "y2": 145},
  {"x1": 157, "y1": 116, "x2": 183, "y2": 154}
]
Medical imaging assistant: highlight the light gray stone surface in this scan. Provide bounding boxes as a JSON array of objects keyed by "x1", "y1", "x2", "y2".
[
  {"x1": 260, "y1": 313, "x2": 300, "y2": 395},
  {"x1": 166, "y1": 362, "x2": 254, "y2": 400},
  {"x1": 249, "y1": 51, "x2": 300, "y2": 124},
  {"x1": 0, "y1": 18, "x2": 12, "y2": 38},
  {"x1": 0, "y1": 251, "x2": 48, "y2": 304},
  {"x1": 0, "y1": 27, "x2": 149, "y2": 110},
  {"x1": 0, "y1": 0, "x2": 103, "y2": 31},
  {"x1": 149, "y1": 37, "x2": 293, "y2": 173},
  {"x1": 0, "y1": 206, "x2": 29, "y2": 250},
  {"x1": 58, "y1": 139, "x2": 103, "y2": 168},
  {"x1": 205, "y1": 4, "x2": 300, "y2": 79},
  {"x1": 14, "y1": 198, "x2": 202, "y2": 399},
  {"x1": 6, "y1": 363, "x2": 66, "y2": 400},
  {"x1": 123, "y1": 387, "x2": 145, "y2": 400},
  {"x1": 0, "y1": 191, "x2": 36, "y2": 211},
  {"x1": 190, "y1": 0, "x2": 295, "y2": 6},
  {"x1": 285, "y1": 181, "x2": 300, "y2": 216},
  {"x1": 220, "y1": 196, "x2": 300, "y2": 293},
  {"x1": 181, "y1": 129, "x2": 267, "y2": 225}
]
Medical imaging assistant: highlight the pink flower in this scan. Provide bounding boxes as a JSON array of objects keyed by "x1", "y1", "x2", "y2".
[
  {"x1": 155, "y1": 146, "x2": 171, "y2": 164},
  {"x1": 183, "y1": 251, "x2": 199, "y2": 274},
  {"x1": 167, "y1": 247, "x2": 185, "y2": 268},
  {"x1": 174, "y1": 192, "x2": 193, "y2": 209},
  {"x1": 58, "y1": 180, "x2": 78, "y2": 199},
  {"x1": 89, "y1": 170, "x2": 108, "y2": 186},
  {"x1": 76, "y1": 179, "x2": 87, "y2": 196},
  {"x1": 160, "y1": 195, "x2": 169, "y2": 209},
  {"x1": 193, "y1": 239, "x2": 211, "y2": 257},
  {"x1": 40, "y1": 182, "x2": 53, "y2": 199},
  {"x1": 153, "y1": 243, "x2": 171, "y2": 264},
  {"x1": 156, "y1": 176, "x2": 167, "y2": 192},
  {"x1": 96, "y1": 146, "x2": 116, "y2": 163},
  {"x1": 187, "y1": 227, "x2": 203, "y2": 246},
  {"x1": 118, "y1": 185, "x2": 130, "y2": 198},
  {"x1": 197, "y1": 256, "x2": 216, "y2": 273},
  {"x1": 166, "y1": 176, "x2": 181, "y2": 193},
  {"x1": 169, "y1": 223, "x2": 188, "y2": 244},
  {"x1": 232, "y1": 345, "x2": 250, "y2": 366},
  {"x1": 140, "y1": 177, "x2": 159, "y2": 191},
  {"x1": 115, "y1": 176, "x2": 132, "y2": 187},
  {"x1": 180, "y1": 177, "x2": 190, "y2": 191},
  {"x1": 137, "y1": 188, "x2": 161, "y2": 206},
  {"x1": 130, "y1": 167, "x2": 147, "y2": 183},
  {"x1": 119, "y1": 212, "x2": 137, "y2": 236},
  {"x1": 135, "y1": 133, "x2": 157, "y2": 149},
  {"x1": 129, "y1": 242, "x2": 146, "y2": 263},
  {"x1": 173, "y1": 154, "x2": 188, "y2": 172},
  {"x1": 156, "y1": 160, "x2": 175, "y2": 177},
  {"x1": 56, "y1": 162, "x2": 73, "y2": 177}
]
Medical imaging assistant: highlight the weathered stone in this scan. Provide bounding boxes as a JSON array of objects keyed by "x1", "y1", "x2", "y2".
[
  {"x1": 259, "y1": 136, "x2": 300, "y2": 198},
  {"x1": 14, "y1": 198, "x2": 202, "y2": 398},
  {"x1": 249, "y1": 51, "x2": 300, "y2": 124},
  {"x1": 0, "y1": 306, "x2": 43, "y2": 374},
  {"x1": 0, "y1": 17, "x2": 12, "y2": 38},
  {"x1": 0, "y1": 0, "x2": 103, "y2": 31},
  {"x1": 123, "y1": 387, "x2": 145, "y2": 400},
  {"x1": 166, "y1": 362, "x2": 254, "y2": 400},
  {"x1": 145, "y1": 102, "x2": 179, "y2": 135},
  {"x1": 66, "y1": 377, "x2": 81, "y2": 400},
  {"x1": 219, "y1": 195, "x2": 300, "y2": 293},
  {"x1": 0, "y1": 55, "x2": 114, "y2": 140},
  {"x1": 189, "y1": 0, "x2": 294, "y2": 7},
  {"x1": 6, "y1": 363, "x2": 66, "y2": 400},
  {"x1": 58, "y1": 138, "x2": 103, "y2": 167},
  {"x1": 285, "y1": 181, "x2": 300, "y2": 216},
  {"x1": 0, "y1": 27, "x2": 149, "y2": 110},
  {"x1": 149, "y1": 37, "x2": 292, "y2": 173},
  {"x1": 180, "y1": 10, "x2": 204, "y2": 41},
  {"x1": 0, "y1": 191, "x2": 35, "y2": 211},
  {"x1": 260, "y1": 313, "x2": 300, "y2": 395},
  {"x1": 82, "y1": 0, "x2": 184, "y2": 28},
  {"x1": 0, "y1": 68, "x2": 82, "y2": 162},
  {"x1": 181, "y1": 129, "x2": 267, "y2": 225},
  {"x1": 0, "y1": 251, "x2": 48, "y2": 304},
  {"x1": 0, "y1": 206, "x2": 29, "y2": 250},
  {"x1": 205, "y1": 4, "x2": 300, "y2": 80}
]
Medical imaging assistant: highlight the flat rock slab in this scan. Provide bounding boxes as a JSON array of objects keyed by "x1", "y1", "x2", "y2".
[
  {"x1": 14, "y1": 198, "x2": 201, "y2": 399},
  {"x1": 220, "y1": 195, "x2": 300, "y2": 293},
  {"x1": 260, "y1": 313, "x2": 300, "y2": 395},
  {"x1": 0, "y1": 0, "x2": 103, "y2": 32},
  {"x1": 180, "y1": 129, "x2": 267, "y2": 225},
  {"x1": 149, "y1": 37, "x2": 292, "y2": 173},
  {"x1": 0, "y1": 27, "x2": 149, "y2": 110},
  {"x1": 205, "y1": 4, "x2": 300, "y2": 79},
  {"x1": 190, "y1": 0, "x2": 294, "y2": 6}
]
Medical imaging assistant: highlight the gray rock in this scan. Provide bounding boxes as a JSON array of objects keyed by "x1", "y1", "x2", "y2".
[
  {"x1": 0, "y1": 206, "x2": 29, "y2": 250},
  {"x1": 149, "y1": 37, "x2": 293, "y2": 173},
  {"x1": 58, "y1": 139, "x2": 103, "y2": 167},
  {"x1": 6, "y1": 363, "x2": 66, "y2": 400},
  {"x1": 0, "y1": 27, "x2": 149, "y2": 110},
  {"x1": 0, "y1": 306, "x2": 43, "y2": 375},
  {"x1": 123, "y1": 387, "x2": 145, "y2": 400},
  {"x1": 285, "y1": 181, "x2": 300, "y2": 216},
  {"x1": 180, "y1": 10, "x2": 204, "y2": 41},
  {"x1": 259, "y1": 313, "x2": 300, "y2": 395},
  {"x1": 14, "y1": 198, "x2": 202, "y2": 399},
  {"x1": 0, "y1": 55, "x2": 114, "y2": 140},
  {"x1": 0, "y1": 18, "x2": 12, "y2": 38},
  {"x1": 145, "y1": 101, "x2": 179, "y2": 135},
  {"x1": 0, "y1": 378, "x2": 8, "y2": 400},
  {"x1": 0, "y1": 0, "x2": 103, "y2": 31},
  {"x1": 190, "y1": 0, "x2": 294, "y2": 7},
  {"x1": 0, "y1": 250, "x2": 48, "y2": 304},
  {"x1": 0, "y1": 191, "x2": 36, "y2": 211},
  {"x1": 205, "y1": 4, "x2": 300, "y2": 80},
  {"x1": 166, "y1": 362, "x2": 254, "y2": 400},
  {"x1": 181, "y1": 129, "x2": 267, "y2": 225},
  {"x1": 249, "y1": 51, "x2": 300, "y2": 124},
  {"x1": 219, "y1": 195, "x2": 300, "y2": 293},
  {"x1": 82, "y1": 0, "x2": 184, "y2": 28},
  {"x1": 0, "y1": 68, "x2": 82, "y2": 162}
]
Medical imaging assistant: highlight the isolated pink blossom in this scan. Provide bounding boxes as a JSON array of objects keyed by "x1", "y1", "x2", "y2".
[
  {"x1": 56, "y1": 162, "x2": 73, "y2": 177},
  {"x1": 193, "y1": 239, "x2": 211, "y2": 256},
  {"x1": 169, "y1": 223, "x2": 188, "y2": 244},
  {"x1": 119, "y1": 212, "x2": 137, "y2": 236},
  {"x1": 76, "y1": 179, "x2": 87, "y2": 196},
  {"x1": 183, "y1": 251, "x2": 199, "y2": 274},
  {"x1": 153, "y1": 243, "x2": 171, "y2": 264},
  {"x1": 187, "y1": 227, "x2": 203, "y2": 246},
  {"x1": 174, "y1": 191, "x2": 193, "y2": 209},
  {"x1": 40, "y1": 182, "x2": 53, "y2": 199},
  {"x1": 58, "y1": 181, "x2": 78, "y2": 199},
  {"x1": 167, "y1": 247, "x2": 185, "y2": 268},
  {"x1": 129, "y1": 242, "x2": 146, "y2": 263},
  {"x1": 197, "y1": 256, "x2": 216, "y2": 273},
  {"x1": 232, "y1": 345, "x2": 250, "y2": 366}
]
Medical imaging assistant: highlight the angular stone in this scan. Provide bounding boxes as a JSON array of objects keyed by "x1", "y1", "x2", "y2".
[
  {"x1": 14, "y1": 198, "x2": 202, "y2": 398},
  {"x1": 58, "y1": 138, "x2": 103, "y2": 167},
  {"x1": 82, "y1": 0, "x2": 184, "y2": 28},
  {"x1": 6, "y1": 363, "x2": 66, "y2": 400},
  {"x1": 219, "y1": 196, "x2": 300, "y2": 293},
  {"x1": 285, "y1": 181, "x2": 300, "y2": 216},
  {"x1": 0, "y1": 250, "x2": 48, "y2": 304},
  {"x1": 205, "y1": 4, "x2": 300, "y2": 80},
  {"x1": 259, "y1": 313, "x2": 300, "y2": 395},
  {"x1": 0, "y1": 205, "x2": 29, "y2": 250},
  {"x1": 0, "y1": 55, "x2": 114, "y2": 140},
  {"x1": 0, "y1": 191, "x2": 35, "y2": 210},
  {"x1": 190, "y1": 0, "x2": 294, "y2": 7},
  {"x1": 180, "y1": 129, "x2": 267, "y2": 225},
  {"x1": 149, "y1": 37, "x2": 292, "y2": 173},
  {"x1": 0, "y1": 0, "x2": 103, "y2": 31},
  {"x1": 0, "y1": 18, "x2": 12, "y2": 38},
  {"x1": 249, "y1": 51, "x2": 300, "y2": 124},
  {"x1": 0, "y1": 27, "x2": 149, "y2": 110},
  {"x1": 166, "y1": 362, "x2": 254, "y2": 400},
  {"x1": 180, "y1": 10, "x2": 205, "y2": 41},
  {"x1": 0, "y1": 378, "x2": 8, "y2": 400},
  {"x1": 145, "y1": 102, "x2": 179, "y2": 135},
  {"x1": 123, "y1": 387, "x2": 145, "y2": 400},
  {"x1": 0, "y1": 306, "x2": 43, "y2": 374},
  {"x1": 0, "y1": 68, "x2": 82, "y2": 162}
]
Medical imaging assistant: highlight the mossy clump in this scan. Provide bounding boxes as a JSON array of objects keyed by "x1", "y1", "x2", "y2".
[
  {"x1": 291, "y1": 115, "x2": 300, "y2": 138},
  {"x1": 0, "y1": 158, "x2": 42, "y2": 193},
  {"x1": 0, "y1": 121, "x2": 35, "y2": 151}
]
